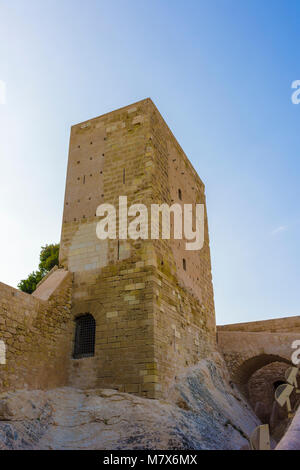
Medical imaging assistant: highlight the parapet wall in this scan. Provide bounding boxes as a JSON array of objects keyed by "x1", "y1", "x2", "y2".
[
  {"x1": 218, "y1": 316, "x2": 300, "y2": 333},
  {"x1": 0, "y1": 270, "x2": 73, "y2": 392}
]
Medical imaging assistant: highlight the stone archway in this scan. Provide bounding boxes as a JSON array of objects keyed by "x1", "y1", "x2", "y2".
[
  {"x1": 231, "y1": 355, "x2": 300, "y2": 442},
  {"x1": 217, "y1": 321, "x2": 300, "y2": 443},
  {"x1": 232, "y1": 354, "x2": 291, "y2": 388},
  {"x1": 217, "y1": 329, "x2": 299, "y2": 392},
  {"x1": 246, "y1": 359, "x2": 300, "y2": 441}
]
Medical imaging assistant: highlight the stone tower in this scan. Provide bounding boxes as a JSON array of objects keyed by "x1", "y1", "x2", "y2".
[{"x1": 60, "y1": 98, "x2": 216, "y2": 398}]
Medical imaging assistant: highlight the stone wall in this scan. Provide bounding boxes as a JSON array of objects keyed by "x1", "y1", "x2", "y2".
[
  {"x1": 60, "y1": 98, "x2": 216, "y2": 398},
  {"x1": 217, "y1": 330, "x2": 299, "y2": 385},
  {"x1": 148, "y1": 102, "x2": 216, "y2": 394},
  {"x1": 0, "y1": 270, "x2": 72, "y2": 392},
  {"x1": 61, "y1": 100, "x2": 159, "y2": 397},
  {"x1": 218, "y1": 316, "x2": 300, "y2": 333},
  {"x1": 217, "y1": 318, "x2": 300, "y2": 398}
]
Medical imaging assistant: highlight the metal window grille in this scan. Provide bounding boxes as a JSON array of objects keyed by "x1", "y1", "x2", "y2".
[{"x1": 73, "y1": 314, "x2": 96, "y2": 359}]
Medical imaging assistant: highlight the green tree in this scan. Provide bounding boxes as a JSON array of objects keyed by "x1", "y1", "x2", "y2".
[
  {"x1": 38, "y1": 244, "x2": 60, "y2": 274},
  {"x1": 18, "y1": 243, "x2": 60, "y2": 294}
]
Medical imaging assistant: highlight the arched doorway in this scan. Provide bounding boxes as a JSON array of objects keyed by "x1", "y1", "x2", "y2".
[{"x1": 234, "y1": 356, "x2": 299, "y2": 442}]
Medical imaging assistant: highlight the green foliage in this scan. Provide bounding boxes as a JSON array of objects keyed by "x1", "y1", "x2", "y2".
[
  {"x1": 18, "y1": 243, "x2": 60, "y2": 294},
  {"x1": 39, "y1": 244, "x2": 60, "y2": 274},
  {"x1": 17, "y1": 271, "x2": 44, "y2": 295}
]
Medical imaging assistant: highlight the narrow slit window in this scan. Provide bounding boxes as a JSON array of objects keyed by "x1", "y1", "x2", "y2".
[
  {"x1": 178, "y1": 189, "x2": 182, "y2": 200},
  {"x1": 183, "y1": 258, "x2": 186, "y2": 271},
  {"x1": 73, "y1": 314, "x2": 96, "y2": 359},
  {"x1": 123, "y1": 168, "x2": 126, "y2": 184}
]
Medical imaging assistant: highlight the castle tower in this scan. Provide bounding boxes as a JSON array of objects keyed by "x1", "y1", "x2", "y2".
[{"x1": 60, "y1": 98, "x2": 216, "y2": 398}]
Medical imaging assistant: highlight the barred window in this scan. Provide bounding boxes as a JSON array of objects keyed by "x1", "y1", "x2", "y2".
[{"x1": 73, "y1": 314, "x2": 96, "y2": 359}]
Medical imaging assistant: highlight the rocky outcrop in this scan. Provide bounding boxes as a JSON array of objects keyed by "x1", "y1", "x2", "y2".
[
  {"x1": 276, "y1": 405, "x2": 300, "y2": 450},
  {"x1": 0, "y1": 353, "x2": 260, "y2": 450}
]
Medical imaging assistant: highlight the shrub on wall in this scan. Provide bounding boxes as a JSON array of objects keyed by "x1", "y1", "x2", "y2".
[{"x1": 18, "y1": 243, "x2": 60, "y2": 294}]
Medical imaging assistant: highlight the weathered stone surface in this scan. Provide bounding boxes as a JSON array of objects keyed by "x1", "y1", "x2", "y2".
[
  {"x1": 0, "y1": 390, "x2": 49, "y2": 421},
  {"x1": 0, "y1": 270, "x2": 73, "y2": 392},
  {"x1": 32, "y1": 268, "x2": 70, "y2": 301},
  {"x1": 59, "y1": 98, "x2": 216, "y2": 398},
  {"x1": 217, "y1": 320, "x2": 300, "y2": 443},
  {"x1": 276, "y1": 405, "x2": 300, "y2": 450},
  {"x1": 217, "y1": 318, "x2": 300, "y2": 392},
  {"x1": 0, "y1": 354, "x2": 259, "y2": 450}
]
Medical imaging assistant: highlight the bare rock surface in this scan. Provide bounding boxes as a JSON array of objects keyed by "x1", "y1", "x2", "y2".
[
  {"x1": 0, "y1": 353, "x2": 260, "y2": 450},
  {"x1": 276, "y1": 405, "x2": 300, "y2": 450}
]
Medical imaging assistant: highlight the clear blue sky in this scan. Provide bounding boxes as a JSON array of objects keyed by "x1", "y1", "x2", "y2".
[{"x1": 0, "y1": 0, "x2": 299, "y2": 325}]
